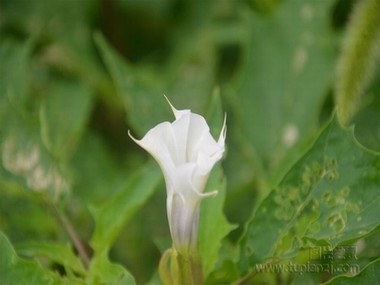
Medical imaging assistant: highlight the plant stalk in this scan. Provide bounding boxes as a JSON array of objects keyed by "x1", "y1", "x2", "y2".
[{"x1": 54, "y1": 207, "x2": 90, "y2": 268}]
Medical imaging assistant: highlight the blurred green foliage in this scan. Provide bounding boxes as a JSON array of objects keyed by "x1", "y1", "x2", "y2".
[{"x1": 0, "y1": 0, "x2": 379, "y2": 284}]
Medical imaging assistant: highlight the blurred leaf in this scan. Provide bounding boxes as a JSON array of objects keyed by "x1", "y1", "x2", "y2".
[
  {"x1": 164, "y1": 29, "x2": 216, "y2": 112},
  {"x1": 87, "y1": 252, "x2": 136, "y2": 285},
  {"x1": 88, "y1": 161, "x2": 161, "y2": 284},
  {"x1": 199, "y1": 92, "x2": 236, "y2": 277},
  {"x1": 0, "y1": 231, "x2": 59, "y2": 285},
  {"x1": 0, "y1": 39, "x2": 32, "y2": 117},
  {"x1": 95, "y1": 30, "x2": 217, "y2": 136},
  {"x1": 17, "y1": 242, "x2": 85, "y2": 276},
  {"x1": 323, "y1": 258, "x2": 380, "y2": 285},
  {"x1": 291, "y1": 273, "x2": 320, "y2": 285},
  {"x1": 248, "y1": 0, "x2": 280, "y2": 14},
  {"x1": 90, "y1": 160, "x2": 162, "y2": 255},
  {"x1": 69, "y1": 131, "x2": 133, "y2": 205},
  {"x1": 0, "y1": 38, "x2": 69, "y2": 199},
  {"x1": 94, "y1": 32, "x2": 169, "y2": 135},
  {"x1": 352, "y1": 68, "x2": 380, "y2": 152},
  {"x1": 334, "y1": 0, "x2": 380, "y2": 125},
  {"x1": 239, "y1": 116, "x2": 380, "y2": 273},
  {"x1": 236, "y1": 0, "x2": 337, "y2": 169},
  {"x1": 205, "y1": 87, "x2": 224, "y2": 139},
  {"x1": 40, "y1": 80, "x2": 92, "y2": 161},
  {"x1": 1, "y1": 105, "x2": 69, "y2": 198},
  {"x1": 0, "y1": 184, "x2": 59, "y2": 243},
  {"x1": 199, "y1": 166, "x2": 237, "y2": 277}
]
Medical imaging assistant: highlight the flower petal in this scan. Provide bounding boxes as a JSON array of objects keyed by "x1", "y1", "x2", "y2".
[
  {"x1": 128, "y1": 123, "x2": 178, "y2": 177},
  {"x1": 128, "y1": 123, "x2": 174, "y2": 157},
  {"x1": 218, "y1": 113, "x2": 227, "y2": 145}
]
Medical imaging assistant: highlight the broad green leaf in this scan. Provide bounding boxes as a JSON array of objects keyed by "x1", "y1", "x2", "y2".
[
  {"x1": 199, "y1": 166, "x2": 237, "y2": 277},
  {"x1": 323, "y1": 258, "x2": 380, "y2": 285},
  {"x1": 205, "y1": 87, "x2": 225, "y2": 139},
  {"x1": 87, "y1": 252, "x2": 136, "y2": 285},
  {"x1": 40, "y1": 80, "x2": 93, "y2": 161},
  {"x1": 164, "y1": 29, "x2": 216, "y2": 113},
  {"x1": 235, "y1": 0, "x2": 337, "y2": 170},
  {"x1": 291, "y1": 273, "x2": 320, "y2": 285},
  {"x1": 1, "y1": 104, "x2": 69, "y2": 198},
  {"x1": 0, "y1": 39, "x2": 32, "y2": 118},
  {"x1": 95, "y1": 31, "x2": 217, "y2": 136},
  {"x1": 0, "y1": 184, "x2": 59, "y2": 244},
  {"x1": 90, "y1": 160, "x2": 162, "y2": 255},
  {"x1": 0, "y1": 231, "x2": 58, "y2": 285},
  {"x1": 94, "y1": 32, "x2": 169, "y2": 136},
  {"x1": 199, "y1": 92, "x2": 236, "y2": 277},
  {"x1": 0, "y1": 39, "x2": 69, "y2": 199},
  {"x1": 88, "y1": 161, "x2": 161, "y2": 284},
  {"x1": 16, "y1": 242, "x2": 85, "y2": 276},
  {"x1": 239, "y1": 116, "x2": 380, "y2": 273},
  {"x1": 69, "y1": 130, "x2": 142, "y2": 206}
]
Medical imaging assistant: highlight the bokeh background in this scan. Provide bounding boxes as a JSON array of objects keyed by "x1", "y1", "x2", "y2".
[{"x1": 1, "y1": 0, "x2": 379, "y2": 284}]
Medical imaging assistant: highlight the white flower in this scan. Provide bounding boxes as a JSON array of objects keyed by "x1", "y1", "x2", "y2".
[{"x1": 129, "y1": 97, "x2": 226, "y2": 255}]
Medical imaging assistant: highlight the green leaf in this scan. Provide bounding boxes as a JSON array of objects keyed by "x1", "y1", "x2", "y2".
[
  {"x1": 238, "y1": 116, "x2": 380, "y2": 273},
  {"x1": 94, "y1": 32, "x2": 169, "y2": 136},
  {"x1": 199, "y1": 166, "x2": 237, "y2": 277},
  {"x1": 351, "y1": 68, "x2": 380, "y2": 152},
  {"x1": 87, "y1": 252, "x2": 136, "y2": 285},
  {"x1": 0, "y1": 186, "x2": 59, "y2": 248},
  {"x1": 69, "y1": 130, "x2": 139, "y2": 206},
  {"x1": 1, "y1": 106, "x2": 69, "y2": 198},
  {"x1": 164, "y1": 29, "x2": 217, "y2": 113},
  {"x1": 95, "y1": 31, "x2": 217, "y2": 136},
  {"x1": 0, "y1": 231, "x2": 58, "y2": 285},
  {"x1": 248, "y1": 0, "x2": 280, "y2": 14},
  {"x1": 235, "y1": 0, "x2": 337, "y2": 169},
  {"x1": 322, "y1": 258, "x2": 380, "y2": 285},
  {"x1": 88, "y1": 161, "x2": 161, "y2": 284},
  {"x1": 40, "y1": 80, "x2": 93, "y2": 161},
  {"x1": 198, "y1": 88, "x2": 236, "y2": 277},
  {"x1": 0, "y1": 39, "x2": 32, "y2": 118},
  {"x1": 90, "y1": 160, "x2": 162, "y2": 255},
  {"x1": 16, "y1": 242, "x2": 86, "y2": 276},
  {"x1": 0, "y1": 39, "x2": 69, "y2": 199},
  {"x1": 205, "y1": 87, "x2": 225, "y2": 139}
]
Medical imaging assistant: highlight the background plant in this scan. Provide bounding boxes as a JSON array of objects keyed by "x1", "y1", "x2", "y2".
[{"x1": 0, "y1": 0, "x2": 379, "y2": 284}]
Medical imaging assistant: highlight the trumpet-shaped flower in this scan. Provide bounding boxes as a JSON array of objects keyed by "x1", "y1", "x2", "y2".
[{"x1": 129, "y1": 98, "x2": 226, "y2": 255}]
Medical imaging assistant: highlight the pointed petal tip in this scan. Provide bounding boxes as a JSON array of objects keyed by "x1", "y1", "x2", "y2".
[
  {"x1": 218, "y1": 113, "x2": 227, "y2": 143},
  {"x1": 163, "y1": 95, "x2": 190, "y2": 119},
  {"x1": 163, "y1": 94, "x2": 172, "y2": 108},
  {"x1": 128, "y1": 129, "x2": 140, "y2": 143},
  {"x1": 164, "y1": 95, "x2": 179, "y2": 117}
]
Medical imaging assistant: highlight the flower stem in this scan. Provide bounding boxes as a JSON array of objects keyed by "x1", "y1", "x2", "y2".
[
  {"x1": 54, "y1": 206, "x2": 90, "y2": 268},
  {"x1": 172, "y1": 249, "x2": 203, "y2": 285}
]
